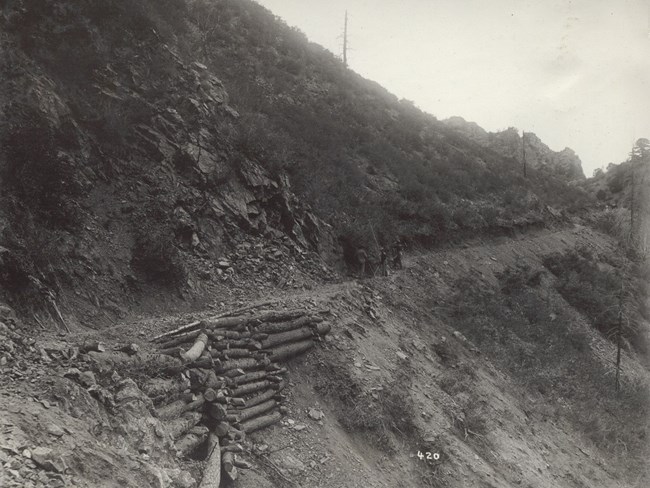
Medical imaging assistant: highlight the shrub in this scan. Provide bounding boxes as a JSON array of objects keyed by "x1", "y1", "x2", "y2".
[{"x1": 314, "y1": 362, "x2": 418, "y2": 453}]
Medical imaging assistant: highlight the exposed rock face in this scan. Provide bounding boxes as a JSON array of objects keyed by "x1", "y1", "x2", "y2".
[
  {"x1": 0, "y1": 7, "x2": 335, "y2": 323},
  {"x1": 444, "y1": 117, "x2": 585, "y2": 180}
]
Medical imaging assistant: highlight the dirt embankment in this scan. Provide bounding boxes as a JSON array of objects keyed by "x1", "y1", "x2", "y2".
[{"x1": 2, "y1": 225, "x2": 649, "y2": 487}]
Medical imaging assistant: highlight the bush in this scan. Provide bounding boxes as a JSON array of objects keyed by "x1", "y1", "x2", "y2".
[{"x1": 314, "y1": 362, "x2": 418, "y2": 453}]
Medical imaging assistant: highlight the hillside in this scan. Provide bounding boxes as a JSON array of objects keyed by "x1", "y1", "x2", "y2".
[
  {"x1": 0, "y1": 0, "x2": 596, "y2": 324},
  {"x1": 444, "y1": 116, "x2": 585, "y2": 180},
  {"x1": 1, "y1": 1, "x2": 649, "y2": 488}
]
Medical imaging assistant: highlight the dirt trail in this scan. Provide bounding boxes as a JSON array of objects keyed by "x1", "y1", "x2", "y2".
[{"x1": 1, "y1": 224, "x2": 647, "y2": 487}]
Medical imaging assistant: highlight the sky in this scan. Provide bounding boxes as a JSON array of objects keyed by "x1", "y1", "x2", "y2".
[{"x1": 254, "y1": 0, "x2": 650, "y2": 176}]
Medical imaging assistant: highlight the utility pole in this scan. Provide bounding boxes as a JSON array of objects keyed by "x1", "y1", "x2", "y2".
[
  {"x1": 343, "y1": 10, "x2": 348, "y2": 68},
  {"x1": 522, "y1": 131, "x2": 527, "y2": 178}
]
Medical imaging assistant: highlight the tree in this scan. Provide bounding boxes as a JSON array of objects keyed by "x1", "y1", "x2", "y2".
[{"x1": 631, "y1": 138, "x2": 650, "y2": 161}]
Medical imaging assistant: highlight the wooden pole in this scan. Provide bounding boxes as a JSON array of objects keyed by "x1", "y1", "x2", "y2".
[
  {"x1": 343, "y1": 10, "x2": 348, "y2": 68},
  {"x1": 522, "y1": 130, "x2": 527, "y2": 178}
]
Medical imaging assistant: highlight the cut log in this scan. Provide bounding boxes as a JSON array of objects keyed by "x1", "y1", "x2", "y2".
[
  {"x1": 204, "y1": 388, "x2": 225, "y2": 403},
  {"x1": 87, "y1": 351, "x2": 184, "y2": 376},
  {"x1": 166, "y1": 412, "x2": 202, "y2": 440},
  {"x1": 241, "y1": 410, "x2": 282, "y2": 434},
  {"x1": 232, "y1": 399, "x2": 276, "y2": 422},
  {"x1": 232, "y1": 370, "x2": 268, "y2": 386},
  {"x1": 251, "y1": 310, "x2": 306, "y2": 324},
  {"x1": 219, "y1": 357, "x2": 269, "y2": 373},
  {"x1": 158, "y1": 329, "x2": 203, "y2": 349},
  {"x1": 187, "y1": 356, "x2": 220, "y2": 370},
  {"x1": 200, "y1": 316, "x2": 249, "y2": 330},
  {"x1": 230, "y1": 398, "x2": 246, "y2": 408},
  {"x1": 207, "y1": 330, "x2": 242, "y2": 340},
  {"x1": 269, "y1": 339, "x2": 314, "y2": 362},
  {"x1": 255, "y1": 315, "x2": 321, "y2": 335},
  {"x1": 184, "y1": 396, "x2": 206, "y2": 413},
  {"x1": 261, "y1": 326, "x2": 314, "y2": 349},
  {"x1": 181, "y1": 332, "x2": 209, "y2": 362},
  {"x1": 175, "y1": 426, "x2": 209, "y2": 458},
  {"x1": 207, "y1": 403, "x2": 229, "y2": 421},
  {"x1": 230, "y1": 380, "x2": 271, "y2": 398},
  {"x1": 215, "y1": 348, "x2": 253, "y2": 360},
  {"x1": 245, "y1": 381, "x2": 285, "y2": 408},
  {"x1": 153, "y1": 321, "x2": 202, "y2": 342},
  {"x1": 211, "y1": 339, "x2": 262, "y2": 351},
  {"x1": 222, "y1": 452, "x2": 238, "y2": 482},
  {"x1": 198, "y1": 433, "x2": 221, "y2": 488}
]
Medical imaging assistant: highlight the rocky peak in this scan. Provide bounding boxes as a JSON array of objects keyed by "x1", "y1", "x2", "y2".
[{"x1": 444, "y1": 118, "x2": 585, "y2": 180}]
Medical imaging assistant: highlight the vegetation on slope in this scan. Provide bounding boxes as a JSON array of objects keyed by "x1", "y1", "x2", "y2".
[
  {"x1": 187, "y1": 0, "x2": 593, "y2": 248},
  {"x1": 2, "y1": 0, "x2": 592, "y2": 271}
]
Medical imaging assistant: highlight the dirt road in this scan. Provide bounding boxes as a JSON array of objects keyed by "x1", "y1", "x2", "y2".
[{"x1": 2, "y1": 223, "x2": 647, "y2": 487}]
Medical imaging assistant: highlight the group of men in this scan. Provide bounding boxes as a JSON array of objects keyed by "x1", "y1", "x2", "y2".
[{"x1": 355, "y1": 239, "x2": 402, "y2": 277}]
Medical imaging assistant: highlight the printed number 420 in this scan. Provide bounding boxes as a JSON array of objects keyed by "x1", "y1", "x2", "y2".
[{"x1": 417, "y1": 451, "x2": 440, "y2": 461}]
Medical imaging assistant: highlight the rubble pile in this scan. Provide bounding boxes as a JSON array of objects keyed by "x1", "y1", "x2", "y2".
[
  {"x1": 150, "y1": 305, "x2": 331, "y2": 486},
  {"x1": 219, "y1": 236, "x2": 338, "y2": 289}
]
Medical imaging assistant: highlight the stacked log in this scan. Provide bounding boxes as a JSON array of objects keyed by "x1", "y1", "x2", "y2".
[{"x1": 150, "y1": 307, "x2": 330, "y2": 483}]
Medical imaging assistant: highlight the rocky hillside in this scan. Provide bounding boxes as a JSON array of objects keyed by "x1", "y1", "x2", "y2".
[
  {"x1": 0, "y1": 0, "x2": 591, "y2": 326},
  {"x1": 444, "y1": 116, "x2": 585, "y2": 180}
]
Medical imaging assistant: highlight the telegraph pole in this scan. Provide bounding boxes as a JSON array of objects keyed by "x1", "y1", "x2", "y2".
[
  {"x1": 343, "y1": 10, "x2": 348, "y2": 68},
  {"x1": 522, "y1": 131, "x2": 527, "y2": 178}
]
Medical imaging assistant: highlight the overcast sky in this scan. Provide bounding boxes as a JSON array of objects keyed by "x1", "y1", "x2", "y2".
[{"x1": 254, "y1": 0, "x2": 649, "y2": 175}]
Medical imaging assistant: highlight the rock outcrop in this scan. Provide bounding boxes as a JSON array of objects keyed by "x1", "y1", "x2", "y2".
[{"x1": 444, "y1": 117, "x2": 585, "y2": 180}]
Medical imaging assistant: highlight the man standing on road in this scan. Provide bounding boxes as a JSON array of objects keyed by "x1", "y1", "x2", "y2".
[
  {"x1": 379, "y1": 247, "x2": 388, "y2": 277},
  {"x1": 393, "y1": 239, "x2": 403, "y2": 270},
  {"x1": 355, "y1": 247, "x2": 368, "y2": 277}
]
